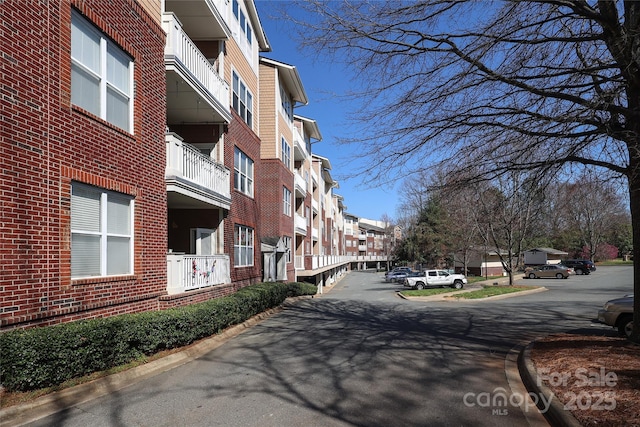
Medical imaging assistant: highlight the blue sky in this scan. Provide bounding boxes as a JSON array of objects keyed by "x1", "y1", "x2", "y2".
[{"x1": 256, "y1": 1, "x2": 400, "y2": 222}]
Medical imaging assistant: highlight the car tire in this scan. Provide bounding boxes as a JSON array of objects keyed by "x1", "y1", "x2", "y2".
[
  {"x1": 575, "y1": 268, "x2": 583, "y2": 275},
  {"x1": 556, "y1": 273, "x2": 564, "y2": 279},
  {"x1": 452, "y1": 280, "x2": 463, "y2": 290},
  {"x1": 416, "y1": 282, "x2": 426, "y2": 290},
  {"x1": 617, "y1": 315, "x2": 633, "y2": 338},
  {"x1": 528, "y1": 273, "x2": 536, "y2": 279}
]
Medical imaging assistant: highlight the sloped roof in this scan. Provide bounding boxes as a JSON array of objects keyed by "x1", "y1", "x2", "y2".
[{"x1": 524, "y1": 247, "x2": 568, "y2": 255}]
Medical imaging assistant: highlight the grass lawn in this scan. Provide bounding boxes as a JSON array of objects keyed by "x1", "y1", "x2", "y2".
[
  {"x1": 597, "y1": 259, "x2": 633, "y2": 266},
  {"x1": 466, "y1": 275, "x2": 505, "y2": 284},
  {"x1": 400, "y1": 288, "x2": 461, "y2": 297},
  {"x1": 452, "y1": 285, "x2": 537, "y2": 299}
]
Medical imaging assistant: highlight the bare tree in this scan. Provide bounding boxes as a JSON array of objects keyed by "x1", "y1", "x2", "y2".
[
  {"x1": 290, "y1": 0, "x2": 640, "y2": 341},
  {"x1": 469, "y1": 171, "x2": 545, "y2": 285},
  {"x1": 560, "y1": 172, "x2": 628, "y2": 260}
]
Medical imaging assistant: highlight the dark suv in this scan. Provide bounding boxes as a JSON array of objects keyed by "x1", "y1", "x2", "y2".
[{"x1": 561, "y1": 259, "x2": 596, "y2": 275}]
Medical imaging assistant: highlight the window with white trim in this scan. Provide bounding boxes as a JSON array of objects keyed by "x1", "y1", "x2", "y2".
[
  {"x1": 283, "y1": 236, "x2": 292, "y2": 263},
  {"x1": 71, "y1": 182, "x2": 134, "y2": 278},
  {"x1": 234, "y1": 147, "x2": 254, "y2": 196},
  {"x1": 232, "y1": 0, "x2": 252, "y2": 50},
  {"x1": 234, "y1": 224, "x2": 254, "y2": 267},
  {"x1": 281, "y1": 137, "x2": 291, "y2": 169},
  {"x1": 232, "y1": 71, "x2": 253, "y2": 127},
  {"x1": 280, "y1": 86, "x2": 293, "y2": 122},
  {"x1": 71, "y1": 10, "x2": 133, "y2": 132},
  {"x1": 283, "y1": 187, "x2": 291, "y2": 216}
]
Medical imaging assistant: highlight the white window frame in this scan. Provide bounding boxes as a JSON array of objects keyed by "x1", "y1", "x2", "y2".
[
  {"x1": 283, "y1": 236, "x2": 292, "y2": 263},
  {"x1": 281, "y1": 137, "x2": 291, "y2": 170},
  {"x1": 280, "y1": 86, "x2": 293, "y2": 123},
  {"x1": 232, "y1": 71, "x2": 253, "y2": 127},
  {"x1": 234, "y1": 147, "x2": 254, "y2": 197},
  {"x1": 71, "y1": 182, "x2": 134, "y2": 278},
  {"x1": 232, "y1": 0, "x2": 253, "y2": 61},
  {"x1": 283, "y1": 187, "x2": 292, "y2": 216},
  {"x1": 71, "y1": 10, "x2": 133, "y2": 132},
  {"x1": 234, "y1": 224, "x2": 254, "y2": 267}
]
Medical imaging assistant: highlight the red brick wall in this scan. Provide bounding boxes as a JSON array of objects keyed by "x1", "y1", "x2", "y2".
[
  {"x1": 258, "y1": 159, "x2": 295, "y2": 279},
  {"x1": 224, "y1": 112, "x2": 262, "y2": 286},
  {"x1": 1, "y1": 0, "x2": 167, "y2": 329}
]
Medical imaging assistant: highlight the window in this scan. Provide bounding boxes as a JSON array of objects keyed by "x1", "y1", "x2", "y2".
[
  {"x1": 234, "y1": 147, "x2": 254, "y2": 196},
  {"x1": 281, "y1": 137, "x2": 291, "y2": 169},
  {"x1": 71, "y1": 10, "x2": 133, "y2": 132},
  {"x1": 232, "y1": 0, "x2": 252, "y2": 47},
  {"x1": 234, "y1": 224, "x2": 254, "y2": 267},
  {"x1": 232, "y1": 71, "x2": 253, "y2": 127},
  {"x1": 283, "y1": 187, "x2": 291, "y2": 216},
  {"x1": 71, "y1": 182, "x2": 134, "y2": 278},
  {"x1": 280, "y1": 86, "x2": 293, "y2": 122},
  {"x1": 283, "y1": 236, "x2": 292, "y2": 263}
]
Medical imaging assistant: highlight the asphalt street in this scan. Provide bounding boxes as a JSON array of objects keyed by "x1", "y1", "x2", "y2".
[{"x1": 16, "y1": 266, "x2": 633, "y2": 427}]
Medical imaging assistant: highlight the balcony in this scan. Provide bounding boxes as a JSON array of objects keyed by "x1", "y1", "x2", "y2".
[
  {"x1": 294, "y1": 173, "x2": 307, "y2": 198},
  {"x1": 358, "y1": 245, "x2": 367, "y2": 252},
  {"x1": 312, "y1": 227, "x2": 319, "y2": 241},
  {"x1": 166, "y1": 132, "x2": 231, "y2": 210},
  {"x1": 293, "y1": 127, "x2": 310, "y2": 161},
  {"x1": 295, "y1": 214, "x2": 307, "y2": 236},
  {"x1": 164, "y1": 0, "x2": 231, "y2": 40},
  {"x1": 163, "y1": 13, "x2": 231, "y2": 124},
  {"x1": 167, "y1": 253, "x2": 230, "y2": 295}
]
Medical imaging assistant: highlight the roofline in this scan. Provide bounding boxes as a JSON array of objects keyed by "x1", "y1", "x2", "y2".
[
  {"x1": 294, "y1": 114, "x2": 322, "y2": 141},
  {"x1": 259, "y1": 57, "x2": 308, "y2": 105},
  {"x1": 246, "y1": 0, "x2": 271, "y2": 52}
]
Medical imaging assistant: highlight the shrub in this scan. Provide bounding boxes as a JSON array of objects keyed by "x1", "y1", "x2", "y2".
[{"x1": 0, "y1": 282, "x2": 316, "y2": 392}]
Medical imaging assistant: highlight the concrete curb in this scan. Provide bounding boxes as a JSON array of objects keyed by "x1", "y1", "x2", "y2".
[
  {"x1": 0, "y1": 298, "x2": 313, "y2": 427},
  {"x1": 505, "y1": 344, "x2": 550, "y2": 427},
  {"x1": 399, "y1": 285, "x2": 548, "y2": 302},
  {"x1": 518, "y1": 342, "x2": 583, "y2": 427}
]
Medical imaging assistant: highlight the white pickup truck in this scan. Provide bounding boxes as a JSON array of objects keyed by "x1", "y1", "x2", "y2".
[{"x1": 404, "y1": 270, "x2": 467, "y2": 290}]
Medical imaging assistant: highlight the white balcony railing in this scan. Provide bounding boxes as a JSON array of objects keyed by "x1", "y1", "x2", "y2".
[
  {"x1": 167, "y1": 253, "x2": 230, "y2": 295},
  {"x1": 293, "y1": 254, "x2": 388, "y2": 272},
  {"x1": 312, "y1": 227, "x2": 319, "y2": 240},
  {"x1": 166, "y1": 132, "x2": 231, "y2": 201},
  {"x1": 294, "y1": 173, "x2": 307, "y2": 196},
  {"x1": 295, "y1": 214, "x2": 307, "y2": 235},
  {"x1": 163, "y1": 12, "x2": 230, "y2": 116}
]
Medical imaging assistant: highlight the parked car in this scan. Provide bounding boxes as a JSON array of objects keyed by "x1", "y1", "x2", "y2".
[
  {"x1": 526, "y1": 264, "x2": 574, "y2": 279},
  {"x1": 598, "y1": 295, "x2": 633, "y2": 338},
  {"x1": 403, "y1": 269, "x2": 467, "y2": 290},
  {"x1": 385, "y1": 270, "x2": 411, "y2": 283},
  {"x1": 561, "y1": 259, "x2": 596, "y2": 275},
  {"x1": 384, "y1": 267, "x2": 413, "y2": 283}
]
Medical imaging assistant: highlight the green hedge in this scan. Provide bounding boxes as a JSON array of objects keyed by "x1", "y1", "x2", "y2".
[{"x1": 0, "y1": 281, "x2": 317, "y2": 392}]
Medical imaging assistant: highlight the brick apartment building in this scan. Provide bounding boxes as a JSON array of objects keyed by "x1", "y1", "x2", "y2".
[
  {"x1": 1, "y1": 0, "x2": 167, "y2": 328},
  {"x1": 1, "y1": 0, "x2": 389, "y2": 330}
]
